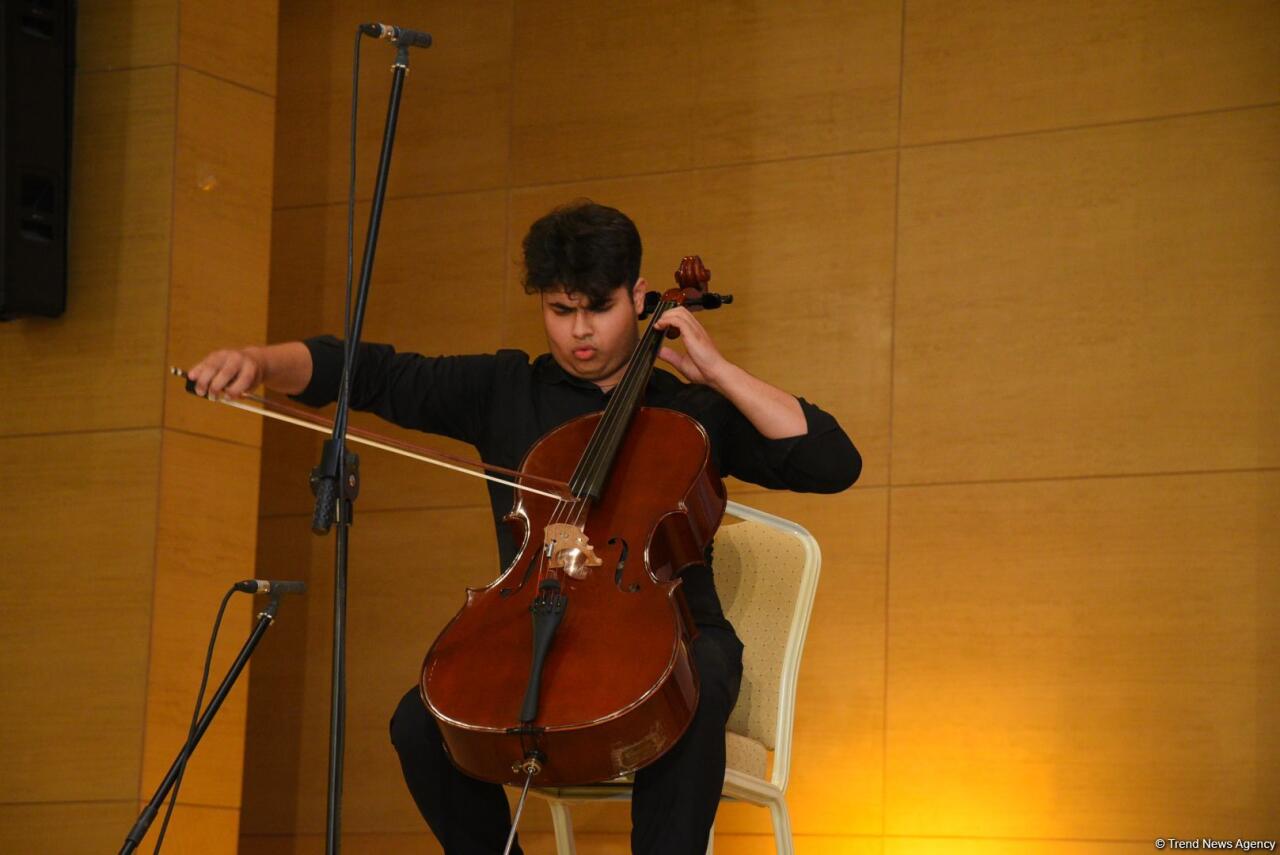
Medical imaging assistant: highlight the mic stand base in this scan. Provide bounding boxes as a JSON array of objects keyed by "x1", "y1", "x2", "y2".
[{"x1": 118, "y1": 597, "x2": 283, "y2": 855}]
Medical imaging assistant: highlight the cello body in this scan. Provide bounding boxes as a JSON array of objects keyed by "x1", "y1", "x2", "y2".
[{"x1": 420, "y1": 406, "x2": 726, "y2": 786}]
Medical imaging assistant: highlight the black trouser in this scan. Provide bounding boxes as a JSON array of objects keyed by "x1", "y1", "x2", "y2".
[{"x1": 389, "y1": 625, "x2": 744, "y2": 854}]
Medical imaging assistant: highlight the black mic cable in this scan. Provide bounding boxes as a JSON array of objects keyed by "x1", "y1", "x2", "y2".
[
  {"x1": 148, "y1": 580, "x2": 304, "y2": 852},
  {"x1": 150, "y1": 585, "x2": 237, "y2": 853}
]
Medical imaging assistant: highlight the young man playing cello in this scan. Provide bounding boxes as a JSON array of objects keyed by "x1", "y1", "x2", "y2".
[{"x1": 188, "y1": 200, "x2": 860, "y2": 853}]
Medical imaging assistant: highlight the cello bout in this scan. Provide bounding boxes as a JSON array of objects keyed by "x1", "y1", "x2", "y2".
[{"x1": 420, "y1": 408, "x2": 722, "y2": 786}]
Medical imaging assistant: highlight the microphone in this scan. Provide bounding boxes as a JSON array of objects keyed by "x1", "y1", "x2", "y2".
[
  {"x1": 234, "y1": 579, "x2": 308, "y2": 596},
  {"x1": 359, "y1": 22, "x2": 432, "y2": 48}
]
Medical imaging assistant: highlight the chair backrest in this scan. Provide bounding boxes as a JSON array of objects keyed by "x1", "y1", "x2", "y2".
[{"x1": 711, "y1": 500, "x2": 821, "y2": 792}]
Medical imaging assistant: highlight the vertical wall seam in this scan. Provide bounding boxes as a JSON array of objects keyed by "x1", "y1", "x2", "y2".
[
  {"x1": 137, "y1": 45, "x2": 183, "y2": 804},
  {"x1": 881, "y1": 0, "x2": 910, "y2": 838},
  {"x1": 501, "y1": 0, "x2": 518, "y2": 346}
]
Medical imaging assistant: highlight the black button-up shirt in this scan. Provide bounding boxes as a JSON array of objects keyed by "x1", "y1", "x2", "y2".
[{"x1": 295, "y1": 335, "x2": 861, "y2": 629}]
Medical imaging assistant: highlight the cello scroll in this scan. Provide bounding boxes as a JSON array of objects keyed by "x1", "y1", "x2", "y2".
[{"x1": 638, "y1": 255, "x2": 734, "y2": 321}]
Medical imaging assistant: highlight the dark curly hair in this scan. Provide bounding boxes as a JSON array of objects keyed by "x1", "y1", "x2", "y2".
[{"x1": 522, "y1": 200, "x2": 642, "y2": 308}]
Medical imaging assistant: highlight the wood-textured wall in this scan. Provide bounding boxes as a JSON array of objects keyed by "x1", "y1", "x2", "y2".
[
  {"x1": 0, "y1": 1, "x2": 277, "y2": 851},
  {"x1": 240, "y1": 2, "x2": 1279, "y2": 853}
]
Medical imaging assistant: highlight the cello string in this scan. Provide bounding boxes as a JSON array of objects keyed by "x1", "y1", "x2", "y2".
[
  {"x1": 570, "y1": 299, "x2": 670, "y2": 528},
  {"x1": 490, "y1": 299, "x2": 656, "y2": 580},
  {"x1": 541, "y1": 297, "x2": 665, "y2": 561},
  {"x1": 568, "y1": 301, "x2": 666, "y2": 530},
  {"x1": 581, "y1": 291, "x2": 669, "y2": 479},
  {"x1": 571, "y1": 297, "x2": 666, "y2": 501},
  {"x1": 555, "y1": 300, "x2": 657, "y2": 524}
]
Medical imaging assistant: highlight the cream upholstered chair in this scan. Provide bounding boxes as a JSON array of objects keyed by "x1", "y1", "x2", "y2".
[{"x1": 530, "y1": 500, "x2": 822, "y2": 854}]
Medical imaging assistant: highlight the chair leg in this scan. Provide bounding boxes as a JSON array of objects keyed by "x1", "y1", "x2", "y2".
[
  {"x1": 547, "y1": 801, "x2": 577, "y2": 855},
  {"x1": 768, "y1": 797, "x2": 794, "y2": 855}
]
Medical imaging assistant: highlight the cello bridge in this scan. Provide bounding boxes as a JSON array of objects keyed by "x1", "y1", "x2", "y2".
[{"x1": 543, "y1": 523, "x2": 602, "y2": 580}]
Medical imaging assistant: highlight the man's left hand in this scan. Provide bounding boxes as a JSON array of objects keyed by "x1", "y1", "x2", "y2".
[{"x1": 654, "y1": 307, "x2": 730, "y2": 389}]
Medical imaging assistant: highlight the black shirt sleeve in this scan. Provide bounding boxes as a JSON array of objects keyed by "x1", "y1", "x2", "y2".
[
  {"x1": 718, "y1": 395, "x2": 862, "y2": 493},
  {"x1": 291, "y1": 335, "x2": 498, "y2": 446}
]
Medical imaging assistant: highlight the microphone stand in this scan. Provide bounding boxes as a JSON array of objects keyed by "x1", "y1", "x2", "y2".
[
  {"x1": 119, "y1": 595, "x2": 286, "y2": 855},
  {"x1": 310, "y1": 39, "x2": 413, "y2": 855}
]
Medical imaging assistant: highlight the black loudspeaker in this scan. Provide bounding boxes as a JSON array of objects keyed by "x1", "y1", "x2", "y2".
[{"x1": 1, "y1": 0, "x2": 74, "y2": 321}]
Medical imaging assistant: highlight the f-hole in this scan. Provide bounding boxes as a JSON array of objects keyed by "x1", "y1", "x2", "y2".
[
  {"x1": 608, "y1": 537, "x2": 639, "y2": 593},
  {"x1": 500, "y1": 550, "x2": 541, "y2": 597}
]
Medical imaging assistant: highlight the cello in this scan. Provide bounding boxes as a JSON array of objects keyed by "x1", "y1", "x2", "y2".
[{"x1": 420, "y1": 256, "x2": 733, "y2": 788}]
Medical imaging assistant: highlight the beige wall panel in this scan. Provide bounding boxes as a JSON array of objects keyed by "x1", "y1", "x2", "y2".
[
  {"x1": 0, "y1": 430, "x2": 159, "y2": 803},
  {"x1": 240, "y1": 833, "x2": 447, "y2": 855},
  {"x1": 512, "y1": 0, "x2": 901, "y2": 183},
  {"x1": 511, "y1": 0, "x2": 697, "y2": 186},
  {"x1": 885, "y1": 472, "x2": 1278, "y2": 839},
  {"x1": 274, "y1": 191, "x2": 506, "y2": 363},
  {"x1": 693, "y1": 0, "x2": 902, "y2": 167},
  {"x1": 239, "y1": 516, "x2": 317, "y2": 836},
  {"x1": 792, "y1": 838, "x2": 882, "y2": 855},
  {"x1": 798, "y1": 838, "x2": 882, "y2": 855},
  {"x1": 241, "y1": 831, "x2": 879, "y2": 854},
  {"x1": 140, "y1": 431, "x2": 262, "y2": 807},
  {"x1": 166, "y1": 68, "x2": 274, "y2": 448},
  {"x1": 241, "y1": 507, "x2": 502, "y2": 834},
  {"x1": 1263, "y1": 471, "x2": 1280, "y2": 814},
  {"x1": 257, "y1": 424, "x2": 322, "y2": 518},
  {"x1": 332, "y1": 192, "x2": 507, "y2": 363},
  {"x1": 508, "y1": 152, "x2": 895, "y2": 487},
  {"x1": 77, "y1": 0, "x2": 177, "y2": 71},
  {"x1": 267, "y1": 205, "x2": 331, "y2": 345},
  {"x1": 260, "y1": 190, "x2": 507, "y2": 516},
  {"x1": 179, "y1": 0, "x2": 278, "y2": 95},
  {"x1": 886, "y1": 841, "x2": 1156, "y2": 855},
  {"x1": 737, "y1": 837, "x2": 882, "y2": 855},
  {"x1": 129, "y1": 802, "x2": 240, "y2": 852},
  {"x1": 0, "y1": 67, "x2": 174, "y2": 436},
  {"x1": 0, "y1": 802, "x2": 139, "y2": 854},
  {"x1": 715, "y1": 489, "x2": 887, "y2": 836},
  {"x1": 893, "y1": 108, "x2": 1280, "y2": 486},
  {"x1": 272, "y1": 0, "x2": 511, "y2": 209},
  {"x1": 901, "y1": 0, "x2": 1280, "y2": 145},
  {"x1": 260, "y1": 202, "x2": 330, "y2": 530},
  {"x1": 241, "y1": 831, "x2": 639, "y2": 854}
]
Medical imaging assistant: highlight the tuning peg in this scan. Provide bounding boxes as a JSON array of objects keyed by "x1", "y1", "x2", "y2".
[
  {"x1": 694, "y1": 292, "x2": 733, "y2": 311},
  {"x1": 638, "y1": 291, "x2": 662, "y2": 320}
]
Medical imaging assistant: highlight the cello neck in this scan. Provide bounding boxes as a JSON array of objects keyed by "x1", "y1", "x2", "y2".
[{"x1": 567, "y1": 298, "x2": 674, "y2": 501}]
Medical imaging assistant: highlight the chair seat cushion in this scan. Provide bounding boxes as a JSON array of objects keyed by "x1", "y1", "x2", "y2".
[{"x1": 725, "y1": 730, "x2": 768, "y2": 779}]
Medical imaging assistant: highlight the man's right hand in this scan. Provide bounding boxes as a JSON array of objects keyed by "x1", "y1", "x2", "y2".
[
  {"x1": 186, "y1": 341, "x2": 314, "y2": 399},
  {"x1": 187, "y1": 347, "x2": 268, "y2": 399}
]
